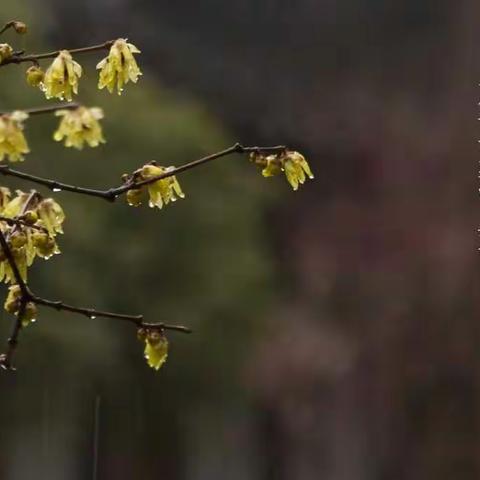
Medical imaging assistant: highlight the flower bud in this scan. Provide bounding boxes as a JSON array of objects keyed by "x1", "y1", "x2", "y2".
[
  {"x1": 22, "y1": 301, "x2": 37, "y2": 327},
  {"x1": 9, "y1": 231, "x2": 27, "y2": 248},
  {"x1": 126, "y1": 188, "x2": 143, "y2": 207},
  {"x1": 26, "y1": 66, "x2": 45, "y2": 87},
  {"x1": 12, "y1": 21, "x2": 27, "y2": 34},
  {"x1": 0, "y1": 43, "x2": 13, "y2": 63},
  {"x1": 137, "y1": 328, "x2": 147, "y2": 341},
  {"x1": 32, "y1": 231, "x2": 58, "y2": 258},
  {"x1": 21, "y1": 210, "x2": 38, "y2": 225}
]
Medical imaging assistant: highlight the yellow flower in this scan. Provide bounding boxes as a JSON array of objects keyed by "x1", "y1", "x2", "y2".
[
  {"x1": 36, "y1": 198, "x2": 65, "y2": 236},
  {"x1": 4, "y1": 285, "x2": 21, "y2": 314},
  {"x1": 54, "y1": 106, "x2": 105, "y2": 149},
  {"x1": 43, "y1": 50, "x2": 82, "y2": 101},
  {"x1": 140, "y1": 329, "x2": 168, "y2": 370},
  {"x1": 250, "y1": 150, "x2": 313, "y2": 191},
  {"x1": 0, "y1": 111, "x2": 30, "y2": 162},
  {"x1": 0, "y1": 44, "x2": 13, "y2": 64},
  {"x1": 283, "y1": 151, "x2": 314, "y2": 191},
  {"x1": 1, "y1": 247, "x2": 28, "y2": 283},
  {"x1": 31, "y1": 231, "x2": 59, "y2": 259},
  {"x1": 97, "y1": 38, "x2": 142, "y2": 94},
  {"x1": 126, "y1": 188, "x2": 143, "y2": 207},
  {"x1": 26, "y1": 66, "x2": 45, "y2": 88},
  {"x1": 125, "y1": 164, "x2": 185, "y2": 209},
  {"x1": 144, "y1": 166, "x2": 184, "y2": 209},
  {"x1": 21, "y1": 301, "x2": 37, "y2": 327},
  {"x1": 4, "y1": 286, "x2": 37, "y2": 327},
  {"x1": 2, "y1": 190, "x2": 37, "y2": 219}
]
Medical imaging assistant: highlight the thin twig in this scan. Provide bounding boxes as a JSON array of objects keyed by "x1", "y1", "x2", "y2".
[
  {"x1": 0, "y1": 215, "x2": 48, "y2": 233},
  {"x1": 111, "y1": 143, "x2": 287, "y2": 194},
  {"x1": 0, "y1": 41, "x2": 114, "y2": 67},
  {"x1": 28, "y1": 293, "x2": 191, "y2": 333},
  {"x1": 0, "y1": 165, "x2": 114, "y2": 200},
  {"x1": 0, "y1": 144, "x2": 287, "y2": 202},
  {"x1": 0, "y1": 21, "x2": 22, "y2": 36},
  {"x1": 0, "y1": 102, "x2": 80, "y2": 117}
]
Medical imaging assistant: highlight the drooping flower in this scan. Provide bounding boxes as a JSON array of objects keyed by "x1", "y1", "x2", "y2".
[
  {"x1": 31, "y1": 231, "x2": 59, "y2": 259},
  {"x1": 138, "y1": 328, "x2": 168, "y2": 370},
  {"x1": 0, "y1": 111, "x2": 30, "y2": 162},
  {"x1": 4, "y1": 284, "x2": 21, "y2": 314},
  {"x1": 3, "y1": 285, "x2": 37, "y2": 327},
  {"x1": 43, "y1": 50, "x2": 82, "y2": 101},
  {"x1": 0, "y1": 191, "x2": 64, "y2": 284},
  {"x1": 250, "y1": 150, "x2": 314, "y2": 191},
  {"x1": 36, "y1": 198, "x2": 65, "y2": 236},
  {"x1": 53, "y1": 106, "x2": 105, "y2": 149},
  {"x1": 125, "y1": 164, "x2": 185, "y2": 209},
  {"x1": 2, "y1": 190, "x2": 37, "y2": 218},
  {"x1": 283, "y1": 151, "x2": 314, "y2": 191},
  {"x1": 97, "y1": 38, "x2": 142, "y2": 95}
]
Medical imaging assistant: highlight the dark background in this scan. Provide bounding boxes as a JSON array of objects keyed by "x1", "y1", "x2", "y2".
[{"x1": 0, "y1": 0, "x2": 477, "y2": 478}]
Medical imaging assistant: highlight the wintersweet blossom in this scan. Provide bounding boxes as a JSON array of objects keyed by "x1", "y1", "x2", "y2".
[
  {"x1": 250, "y1": 150, "x2": 314, "y2": 190},
  {"x1": 125, "y1": 164, "x2": 185, "y2": 209},
  {"x1": 54, "y1": 107, "x2": 105, "y2": 149},
  {"x1": 97, "y1": 38, "x2": 142, "y2": 94},
  {"x1": 0, "y1": 111, "x2": 30, "y2": 162},
  {"x1": 43, "y1": 50, "x2": 82, "y2": 101}
]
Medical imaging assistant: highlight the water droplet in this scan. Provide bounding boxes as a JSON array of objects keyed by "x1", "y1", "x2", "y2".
[
  {"x1": 90, "y1": 315, "x2": 96, "y2": 320},
  {"x1": 52, "y1": 187, "x2": 62, "y2": 192}
]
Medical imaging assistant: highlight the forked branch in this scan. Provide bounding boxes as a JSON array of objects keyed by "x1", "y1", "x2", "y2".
[{"x1": 0, "y1": 208, "x2": 190, "y2": 370}]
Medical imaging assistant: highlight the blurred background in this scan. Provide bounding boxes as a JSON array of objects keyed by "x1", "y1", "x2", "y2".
[{"x1": 0, "y1": 0, "x2": 478, "y2": 478}]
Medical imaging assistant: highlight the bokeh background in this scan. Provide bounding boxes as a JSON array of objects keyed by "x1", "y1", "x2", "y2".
[{"x1": 0, "y1": 1, "x2": 477, "y2": 479}]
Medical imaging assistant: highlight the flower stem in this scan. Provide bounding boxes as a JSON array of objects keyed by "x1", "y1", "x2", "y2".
[{"x1": 0, "y1": 41, "x2": 114, "y2": 67}]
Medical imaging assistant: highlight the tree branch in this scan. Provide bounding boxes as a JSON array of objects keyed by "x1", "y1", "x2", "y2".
[
  {"x1": 0, "y1": 21, "x2": 25, "y2": 36},
  {"x1": 0, "y1": 165, "x2": 114, "y2": 200},
  {"x1": 0, "y1": 41, "x2": 114, "y2": 67},
  {"x1": 0, "y1": 144, "x2": 287, "y2": 201},
  {"x1": 0, "y1": 196, "x2": 191, "y2": 369},
  {"x1": 0, "y1": 102, "x2": 80, "y2": 117}
]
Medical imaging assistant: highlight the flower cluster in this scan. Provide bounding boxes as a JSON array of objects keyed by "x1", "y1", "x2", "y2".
[
  {"x1": 0, "y1": 111, "x2": 30, "y2": 162},
  {"x1": 26, "y1": 39, "x2": 142, "y2": 101},
  {"x1": 0, "y1": 189, "x2": 64, "y2": 285},
  {"x1": 250, "y1": 150, "x2": 314, "y2": 190},
  {"x1": 137, "y1": 328, "x2": 169, "y2": 370},
  {"x1": 53, "y1": 106, "x2": 105, "y2": 149},
  {"x1": 124, "y1": 163, "x2": 185, "y2": 209},
  {"x1": 0, "y1": 21, "x2": 316, "y2": 372},
  {"x1": 0, "y1": 106, "x2": 105, "y2": 163}
]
